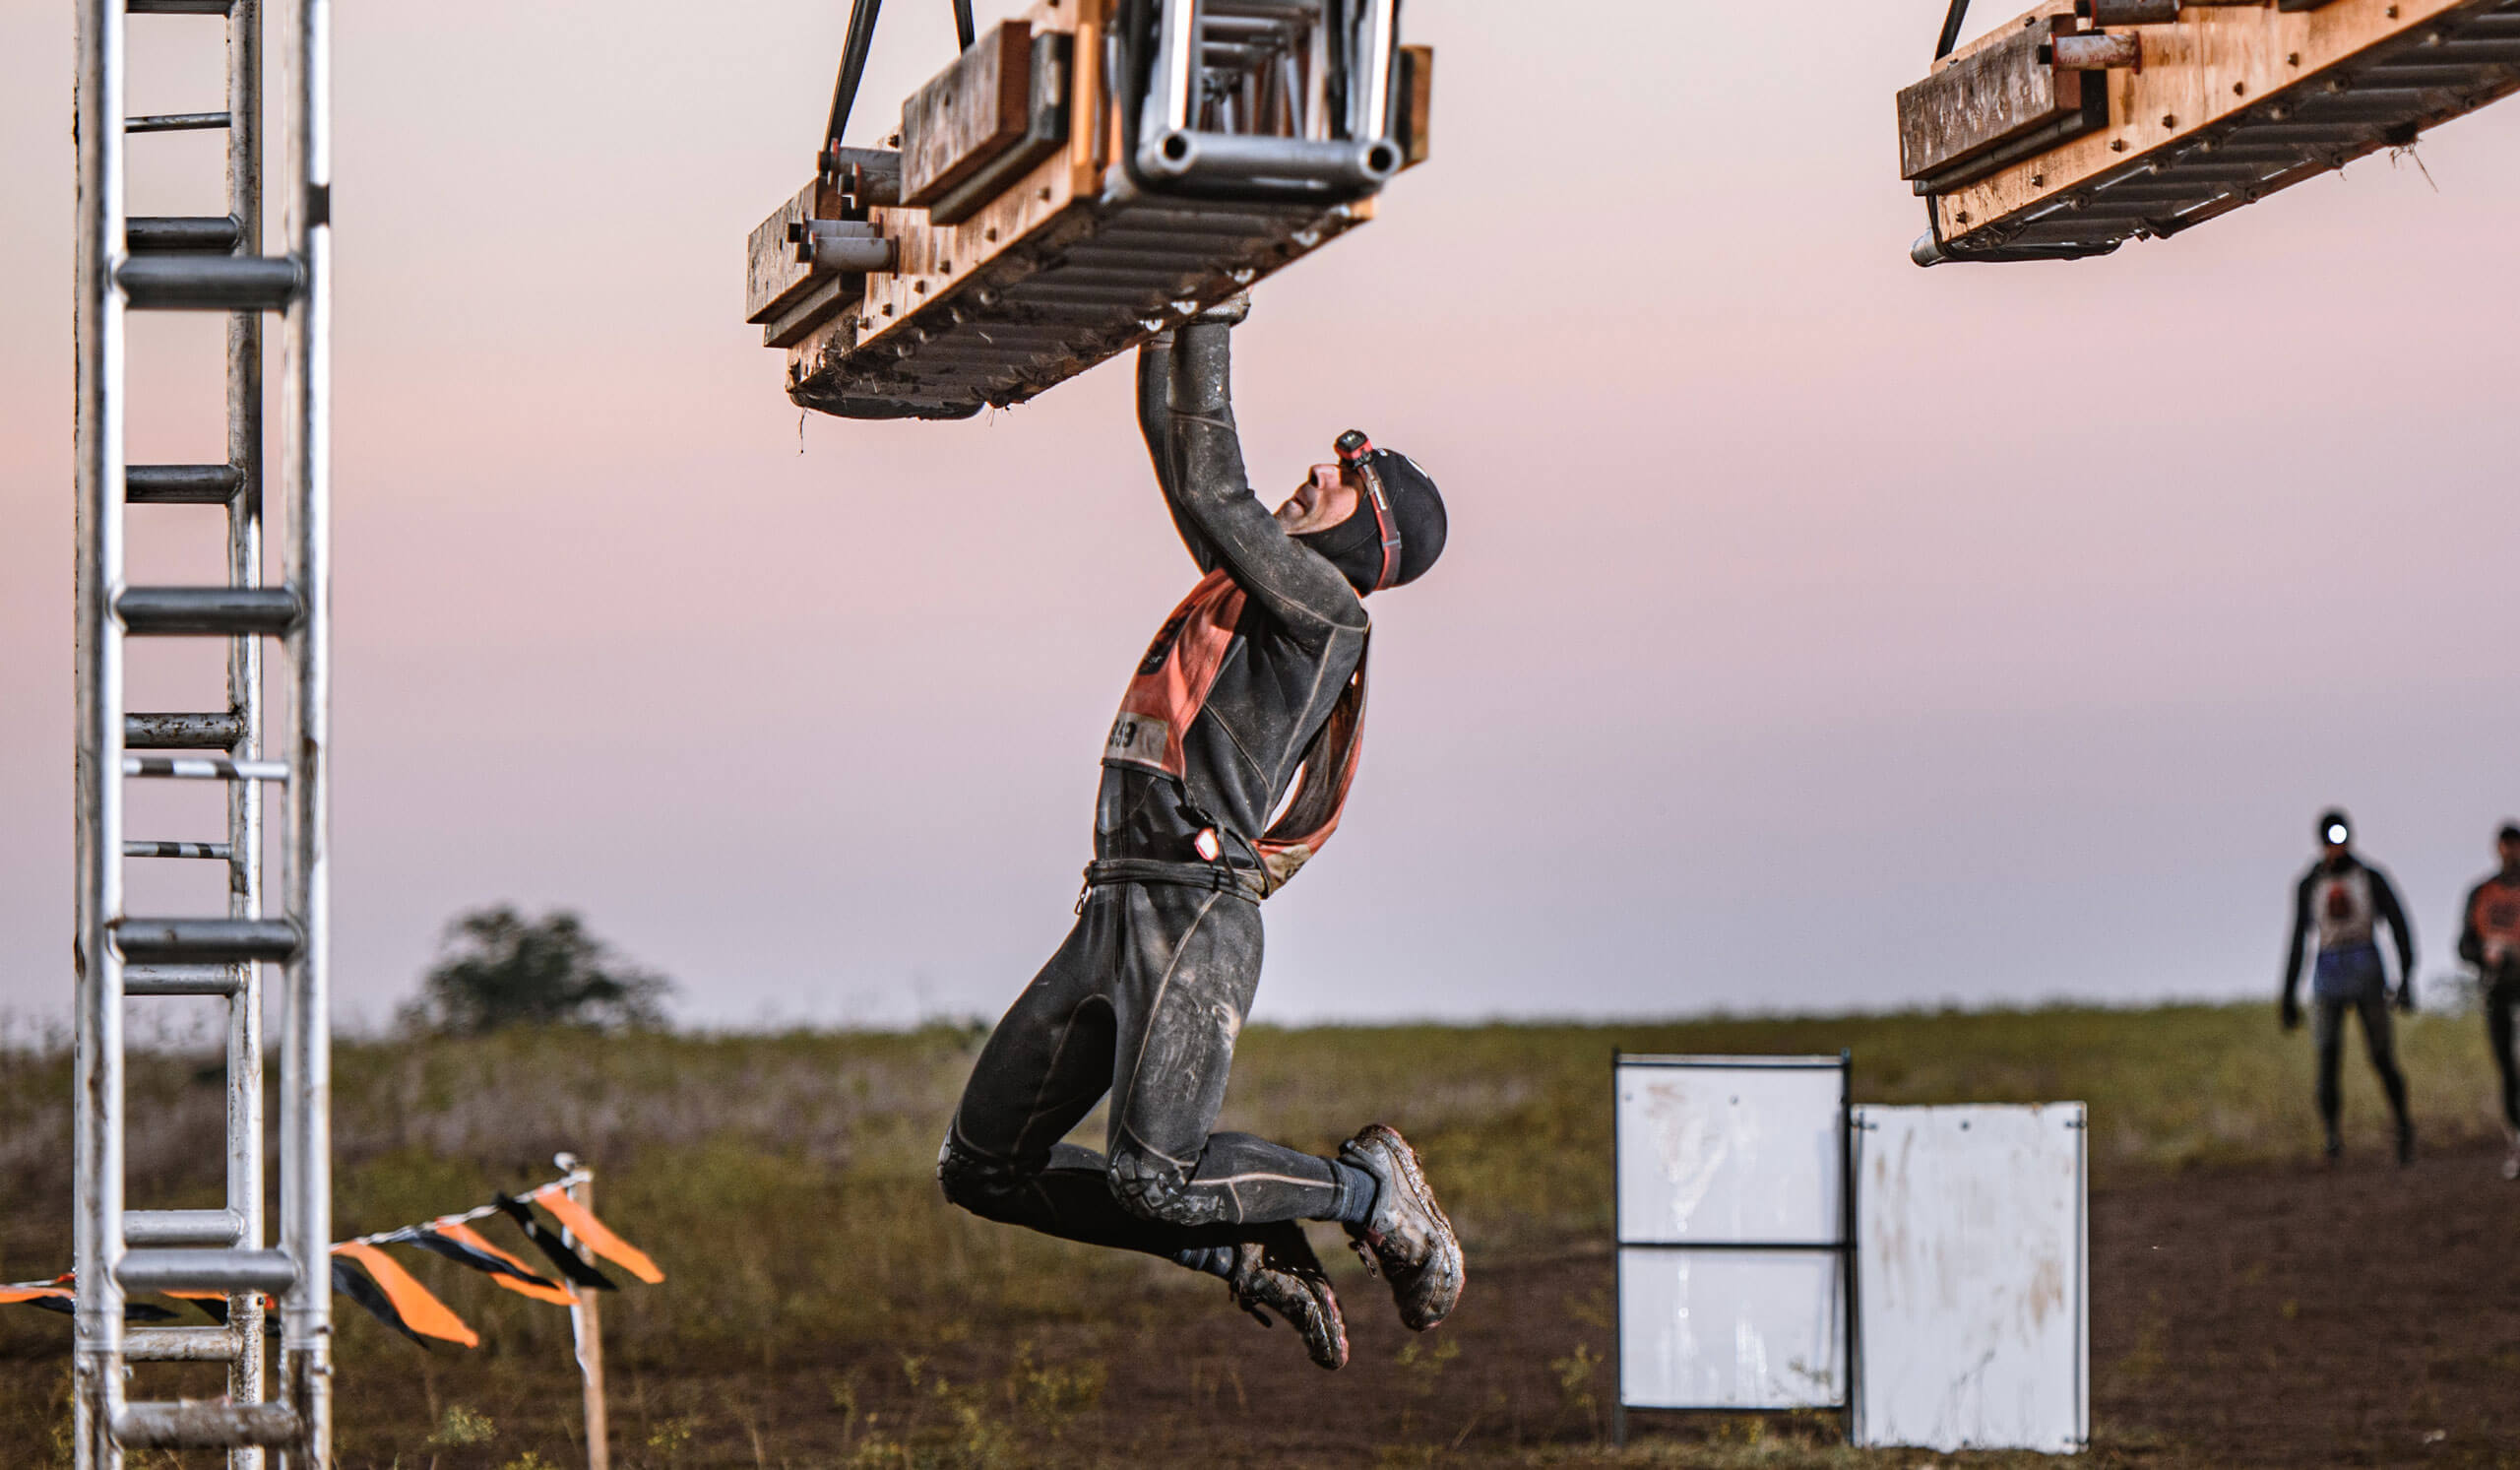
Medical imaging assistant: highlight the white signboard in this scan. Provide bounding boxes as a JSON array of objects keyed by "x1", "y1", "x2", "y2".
[
  {"x1": 1614, "y1": 1056, "x2": 1845, "y2": 1245},
  {"x1": 1852, "y1": 1104, "x2": 2088, "y2": 1454},
  {"x1": 1616, "y1": 1248, "x2": 1846, "y2": 1410},
  {"x1": 1614, "y1": 1055, "x2": 1847, "y2": 1413}
]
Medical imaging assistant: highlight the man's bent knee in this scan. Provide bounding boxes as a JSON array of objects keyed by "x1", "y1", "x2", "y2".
[
  {"x1": 1107, "y1": 1145, "x2": 1227, "y2": 1228},
  {"x1": 938, "y1": 1135, "x2": 1027, "y2": 1222}
]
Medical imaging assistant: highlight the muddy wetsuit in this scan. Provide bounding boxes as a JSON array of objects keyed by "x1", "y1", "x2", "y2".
[
  {"x1": 937, "y1": 320, "x2": 1372, "y2": 1259},
  {"x1": 2282, "y1": 854, "x2": 2415, "y2": 1138},
  {"x1": 2456, "y1": 867, "x2": 2520, "y2": 1131}
]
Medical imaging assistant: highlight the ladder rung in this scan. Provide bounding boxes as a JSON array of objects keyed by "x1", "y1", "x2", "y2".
[
  {"x1": 122, "y1": 1326, "x2": 245, "y2": 1363},
  {"x1": 113, "y1": 1401, "x2": 299, "y2": 1450},
  {"x1": 124, "y1": 840, "x2": 235, "y2": 860},
  {"x1": 128, "y1": 215, "x2": 243, "y2": 254},
  {"x1": 115, "y1": 919, "x2": 299, "y2": 965},
  {"x1": 122, "y1": 754, "x2": 288, "y2": 783},
  {"x1": 122, "y1": 1325, "x2": 246, "y2": 1364},
  {"x1": 125, "y1": 111, "x2": 231, "y2": 134},
  {"x1": 126, "y1": 1209, "x2": 247, "y2": 1247},
  {"x1": 117, "y1": 587, "x2": 302, "y2": 636},
  {"x1": 126, "y1": 710, "x2": 246, "y2": 748},
  {"x1": 118, "y1": 254, "x2": 302, "y2": 311},
  {"x1": 117, "y1": 1247, "x2": 298, "y2": 1295},
  {"x1": 126, "y1": 0, "x2": 238, "y2": 13},
  {"x1": 125, "y1": 966, "x2": 244, "y2": 997},
  {"x1": 126, "y1": 463, "x2": 244, "y2": 502}
]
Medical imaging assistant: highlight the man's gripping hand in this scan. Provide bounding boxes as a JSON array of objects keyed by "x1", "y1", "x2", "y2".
[{"x1": 2279, "y1": 995, "x2": 2301, "y2": 1031}]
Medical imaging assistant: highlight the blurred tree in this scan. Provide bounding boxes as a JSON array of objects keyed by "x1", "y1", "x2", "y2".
[{"x1": 410, "y1": 906, "x2": 670, "y2": 1034}]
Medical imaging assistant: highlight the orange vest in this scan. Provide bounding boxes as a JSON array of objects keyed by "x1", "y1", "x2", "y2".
[
  {"x1": 1103, "y1": 568, "x2": 1368, "y2": 895},
  {"x1": 2473, "y1": 878, "x2": 2520, "y2": 967}
]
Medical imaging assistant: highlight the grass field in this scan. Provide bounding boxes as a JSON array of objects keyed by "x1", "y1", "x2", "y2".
[{"x1": 2, "y1": 1003, "x2": 2510, "y2": 1467}]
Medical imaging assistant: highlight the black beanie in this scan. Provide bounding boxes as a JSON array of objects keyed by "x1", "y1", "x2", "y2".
[{"x1": 1297, "y1": 447, "x2": 1447, "y2": 595}]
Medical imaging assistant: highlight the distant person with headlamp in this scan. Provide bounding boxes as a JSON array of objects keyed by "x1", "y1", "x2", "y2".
[
  {"x1": 2280, "y1": 808, "x2": 2418, "y2": 1166},
  {"x1": 2454, "y1": 821, "x2": 2520, "y2": 1181}
]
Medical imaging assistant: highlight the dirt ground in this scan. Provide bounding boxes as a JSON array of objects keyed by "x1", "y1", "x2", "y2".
[{"x1": 12, "y1": 1139, "x2": 2520, "y2": 1468}]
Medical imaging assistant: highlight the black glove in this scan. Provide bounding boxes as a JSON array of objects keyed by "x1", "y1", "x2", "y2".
[
  {"x1": 2280, "y1": 995, "x2": 2301, "y2": 1031},
  {"x1": 2393, "y1": 983, "x2": 2416, "y2": 1014}
]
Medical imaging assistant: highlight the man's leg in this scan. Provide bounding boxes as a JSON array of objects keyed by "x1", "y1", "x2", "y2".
[
  {"x1": 940, "y1": 886, "x2": 1358, "y2": 1256},
  {"x1": 939, "y1": 892, "x2": 1239, "y2": 1257},
  {"x1": 1099, "y1": 882, "x2": 1361, "y2": 1229},
  {"x1": 2312, "y1": 997, "x2": 2349, "y2": 1156},
  {"x1": 2487, "y1": 982, "x2": 2520, "y2": 1179},
  {"x1": 2490, "y1": 984, "x2": 2520, "y2": 1132},
  {"x1": 2355, "y1": 986, "x2": 2415, "y2": 1163}
]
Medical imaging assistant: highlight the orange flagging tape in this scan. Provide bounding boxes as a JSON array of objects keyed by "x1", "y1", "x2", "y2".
[
  {"x1": 431, "y1": 1220, "x2": 576, "y2": 1306},
  {"x1": 331, "y1": 1242, "x2": 479, "y2": 1347},
  {"x1": 531, "y1": 1186, "x2": 663, "y2": 1284},
  {"x1": 0, "y1": 1288, "x2": 71, "y2": 1305}
]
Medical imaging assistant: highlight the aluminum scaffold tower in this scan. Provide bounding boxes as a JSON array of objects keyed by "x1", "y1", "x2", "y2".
[{"x1": 73, "y1": 0, "x2": 331, "y2": 1464}]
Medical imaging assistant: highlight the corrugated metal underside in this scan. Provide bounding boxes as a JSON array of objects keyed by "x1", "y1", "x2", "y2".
[
  {"x1": 790, "y1": 194, "x2": 1360, "y2": 420},
  {"x1": 1945, "y1": 0, "x2": 2520, "y2": 259}
]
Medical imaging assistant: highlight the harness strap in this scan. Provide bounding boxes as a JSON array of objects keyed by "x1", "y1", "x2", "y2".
[{"x1": 1081, "y1": 858, "x2": 1265, "y2": 902}]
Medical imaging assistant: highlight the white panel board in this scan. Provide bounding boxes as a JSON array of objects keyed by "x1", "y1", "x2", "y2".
[
  {"x1": 1617, "y1": 1248, "x2": 1846, "y2": 1410},
  {"x1": 1853, "y1": 1104, "x2": 2088, "y2": 1454},
  {"x1": 1614, "y1": 1058, "x2": 1844, "y2": 1245}
]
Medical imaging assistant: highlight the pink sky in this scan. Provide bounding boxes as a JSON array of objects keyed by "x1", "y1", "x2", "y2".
[{"x1": 3, "y1": 3, "x2": 2518, "y2": 1028}]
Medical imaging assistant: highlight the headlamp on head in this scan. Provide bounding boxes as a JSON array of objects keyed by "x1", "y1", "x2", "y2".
[
  {"x1": 2326, "y1": 822, "x2": 2350, "y2": 844},
  {"x1": 2318, "y1": 809, "x2": 2352, "y2": 846},
  {"x1": 1331, "y1": 428, "x2": 1401, "y2": 592}
]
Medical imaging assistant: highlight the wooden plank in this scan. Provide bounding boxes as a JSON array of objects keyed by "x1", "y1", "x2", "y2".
[
  {"x1": 744, "y1": 178, "x2": 829, "y2": 324},
  {"x1": 1897, "y1": 18, "x2": 2085, "y2": 178},
  {"x1": 798, "y1": 0, "x2": 1102, "y2": 366},
  {"x1": 901, "y1": 20, "x2": 1035, "y2": 207},
  {"x1": 922, "y1": 32, "x2": 1073, "y2": 224},
  {"x1": 1397, "y1": 45, "x2": 1434, "y2": 168},
  {"x1": 770, "y1": 0, "x2": 1411, "y2": 415},
  {"x1": 1925, "y1": 0, "x2": 2495, "y2": 241}
]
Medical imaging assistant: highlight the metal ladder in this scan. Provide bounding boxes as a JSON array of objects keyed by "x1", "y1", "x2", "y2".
[{"x1": 74, "y1": 0, "x2": 331, "y2": 1465}]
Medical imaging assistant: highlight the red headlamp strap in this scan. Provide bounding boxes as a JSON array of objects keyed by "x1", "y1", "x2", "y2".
[{"x1": 1335, "y1": 430, "x2": 1402, "y2": 593}]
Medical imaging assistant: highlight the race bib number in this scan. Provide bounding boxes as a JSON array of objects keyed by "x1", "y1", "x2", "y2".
[{"x1": 1105, "y1": 712, "x2": 1169, "y2": 768}]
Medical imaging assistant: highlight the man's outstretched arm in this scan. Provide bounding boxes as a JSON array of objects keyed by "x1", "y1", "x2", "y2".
[
  {"x1": 1166, "y1": 317, "x2": 1366, "y2": 637},
  {"x1": 1135, "y1": 333, "x2": 1219, "y2": 575}
]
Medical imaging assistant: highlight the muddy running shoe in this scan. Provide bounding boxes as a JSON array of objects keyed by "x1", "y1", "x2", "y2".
[
  {"x1": 1338, "y1": 1123, "x2": 1464, "y2": 1332},
  {"x1": 2322, "y1": 1131, "x2": 2343, "y2": 1167},
  {"x1": 1224, "y1": 1224, "x2": 1348, "y2": 1371},
  {"x1": 2501, "y1": 1132, "x2": 2520, "y2": 1182},
  {"x1": 2396, "y1": 1119, "x2": 2417, "y2": 1168}
]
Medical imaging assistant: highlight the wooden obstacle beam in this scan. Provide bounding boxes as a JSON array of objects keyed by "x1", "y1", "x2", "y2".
[
  {"x1": 1899, "y1": 0, "x2": 2520, "y2": 263},
  {"x1": 746, "y1": 0, "x2": 1432, "y2": 419}
]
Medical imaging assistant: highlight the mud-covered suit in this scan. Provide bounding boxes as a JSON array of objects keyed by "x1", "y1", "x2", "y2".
[
  {"x1": 937, "y1": 320, "x2": 1369, "y2": 1257},
  {"x1": 2456, "y1": 867, "x2": 2520, "y2": 1130},
  {"x1": 2281, "y1": 853, "x2": 2415, "y2": 1137}
]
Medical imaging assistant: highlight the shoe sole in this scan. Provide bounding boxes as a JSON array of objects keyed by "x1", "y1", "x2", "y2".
[
  {"x1": 1308, "y1": 1289, "x2": 1351, "y2": 1371},
  {"x1": 1355, "y1": 1123, "x2": 1464, "y2": 1331}
]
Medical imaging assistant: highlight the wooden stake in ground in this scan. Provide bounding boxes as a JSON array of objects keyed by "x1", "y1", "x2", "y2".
[{"x1": 556, "y1": 1153, "x2": 610, "y2": 1470}]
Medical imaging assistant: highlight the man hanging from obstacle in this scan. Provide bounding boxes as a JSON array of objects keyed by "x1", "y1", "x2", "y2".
[
  {"x1": 937, "y1": 299, "x2": 1460, "y2": 1371},
  {"x1": 2455, "y1": 821, "x2": 2520, "y2": 1181},
  {"x1": 2280, "y1": 809, "x2": 2418, "y2": 1166}
]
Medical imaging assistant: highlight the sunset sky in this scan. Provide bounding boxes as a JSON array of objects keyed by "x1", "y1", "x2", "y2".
[{"x1": 3, "y1": 2, "x2": 2517, "y2": 1030}]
